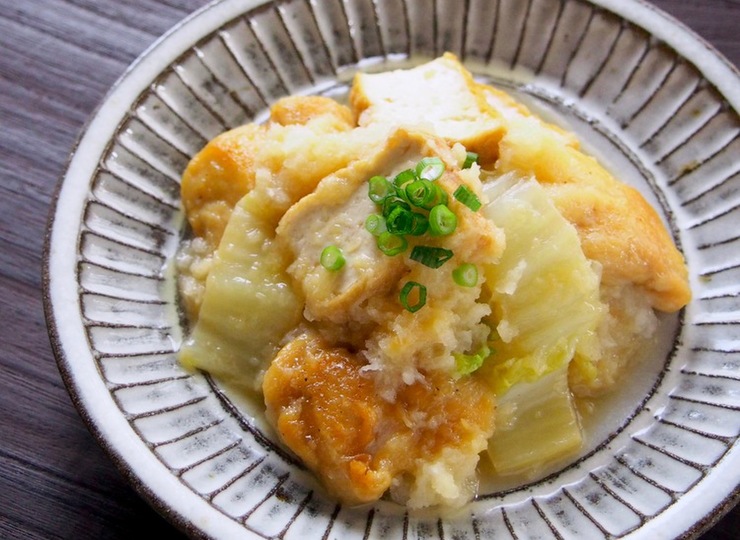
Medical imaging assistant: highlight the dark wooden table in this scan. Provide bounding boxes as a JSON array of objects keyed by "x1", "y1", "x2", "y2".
[{"x1": 1, "y1": 1, "x2": 737, "y2": 538}]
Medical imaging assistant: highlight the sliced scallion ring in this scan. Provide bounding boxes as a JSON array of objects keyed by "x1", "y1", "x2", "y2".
[
  {"x1": 386, "y1": 206, "x2": 415, "y2": 235},
  {"x1": 431, "y1": 183, "x2": 448, "y2": 207},
  {"x1": 382, "y1": 196, "x2": 410, "y2": 218},
  {"x1": 320, "y1": 245, "x2": 345, "y2": 271},
  {"x1": 452, "y1": 263, "x2": 478, "y2": 287},
  {"x1": 429, "y1": 204, "x2": 457, "y2": 236},
  {"x1": 405, "y1": 179, "x2": 435, "y2": 208},
  {"x1": 409, "y1": 212, "x2": 429, "y2": 236},
  {"x1": 393, "y1": 169, "x2": 417, "y2": 189},
  {"x1": 365, "y1": 214, "x2": 387, "y2": 236},
  {"x1": 368, "y1": 175, "x2": 394, "y2": 203},
  {"x1": 399, "y1": 281, "x2": 427, "y2": 312},
  {"x1": 377, "y1": 232, "x2": 408, "y2": 256},
  {"x1": 415, "y1": 156, "x2": 445, "y2": 181}
]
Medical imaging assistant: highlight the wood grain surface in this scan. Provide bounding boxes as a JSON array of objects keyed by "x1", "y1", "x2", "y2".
[{"x1": 1, "y1": 1, "x2": 737, "y2": 538}]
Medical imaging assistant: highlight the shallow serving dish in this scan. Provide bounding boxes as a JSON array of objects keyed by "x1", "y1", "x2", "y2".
[{"x1": 44, "y1": 0, "x2": 740, "y2": 538}]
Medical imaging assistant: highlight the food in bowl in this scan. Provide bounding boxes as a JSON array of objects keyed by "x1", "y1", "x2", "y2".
[{"x1": 175, "y1": 54, "x2": 690, "y2": 508}]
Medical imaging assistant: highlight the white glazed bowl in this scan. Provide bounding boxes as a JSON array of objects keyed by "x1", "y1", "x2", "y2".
[{"x1": 44, "y1": 0, "x2": 740, "y2": 538}]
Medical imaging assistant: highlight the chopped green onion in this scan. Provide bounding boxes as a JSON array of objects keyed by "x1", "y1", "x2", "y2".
[
  {"x1": 365, "y1": 214, "x2": 386, "y2": 236},
  {"x1": 415, "y1": 157, "x2": 445, "y2": 181},
  {"x1": 386, "y1": 206, "x2": 415, "y2": 235},
  {"x1": 382, "y1": 196, "x2": 410, "y2": 218},
  {"x1": 405, "y1": 179, "x2": 435, "y2": 208},
  {"x1": 377, "y1": 232, "x2": 408, "y2": 256},
  {"x1": 400, "y1": 281, "x2": 427, "y2": 312},
  {"x1": 410, "y1": 245, "x2": 454, "y2": 269},
  {"x1": 409, "y1": 212, "x2": 429, "y2": 236},
  {"x1": 462, "y1": 151, "x2": 479, "y2": 169},
  {"x1": 431, "y1": 183, "x2": 448, "y2": 207},
  {"x1": 428, "y1": 204, "x2": 457, "y2": 236},
  {"x1": 368, "y1": 175, "x2": 394, "y2": 203},
  {"x1": 452, "y1": 263, "x2": 478, "y2": 287},
  {"x1": 453, "y1": 185, "x2": 482, "y2": 212},
  {"x1": 394, "y1": 169, "x2": 418, "y2": 189},
  {"x1": 320, "y1": 245, "x2": 345, "y2": 271}
]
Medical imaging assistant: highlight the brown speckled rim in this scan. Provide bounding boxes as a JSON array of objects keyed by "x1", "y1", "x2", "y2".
[
  {"x1": 629, "y1": 7, "x2": 740, "y2": 538},
  {"x1": 42, "y1": 0, "x2": 739, "y2": 538},
  {"x1": 42, "y1": 2, "x2": 226, "y2": 537}
]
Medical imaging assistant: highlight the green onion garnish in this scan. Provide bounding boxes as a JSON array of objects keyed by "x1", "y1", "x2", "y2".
[
  {"x1": 410, "y1": 245, "x2": 454, "y2": 269},
  {"x1": 377, "y1": 231, "x2": 408, "y2": 256},
  {"x1": 429, "y1": 204, "x2": 457, "y2": 236},
  {"x1": 415, "y1": 157, "x2": 445, "y2": 181},
  {"x1": 365, "y1": 214, "x2": 386, "y2": 236},
  {"x1": 394, "y1": 169, "x2": 418, "y2": 189},
  {"x1": 453, "y1": 185, "x2": 482, "y2": 212},
  {"x1": 400, "y1": 281, "x2": 427, "y2": 312},
  {"x1": 382, "y1": 196, "x2": 410, "y2": 218},
  {"x1": 386, "y1": 206, "x2": 415, "y2": 235},
  {"x1": 320, "y1": 245, "x2": 345, "y2": 271},
  {"x1": 409, "y1": 212, "x2": 429, "y2": 236},
  {"x1": 462, "y1": 151, "x2": 479, "y2": 169},
  {"x1": 368, "y1": 175, "x2": 394, "y2": 203},
  {"x1": 452, "y1": 263, "x2": 478, "y2": 287},
  {"x1": 431, "y1": 183, "x2": 448, "y2": 207},
  {"x1": 405, "y1": 179, "x2": 435, "y2": 208}
]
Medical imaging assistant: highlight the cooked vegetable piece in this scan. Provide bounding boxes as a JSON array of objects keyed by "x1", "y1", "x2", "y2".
[
  {"x1": 454, "y1": 343, "x2": 489, "y2": 375},
  {"x1": 494, "y1": 114, "x2": 690, "y2": 313},
  {"x1": 480, "y1": 173, "x2": 605, "y2": 395},
  {"x1": 487, "y1": 367, "x2": 582, "y2": 476},
  {"x1": 179, "y1": 193, "x2": 302, "y2": 392}
]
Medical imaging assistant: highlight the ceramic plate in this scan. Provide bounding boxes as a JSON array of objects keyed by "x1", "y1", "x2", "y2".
[{"x1": 44, "y1": 0, "x2": 740, "y2": 538}]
